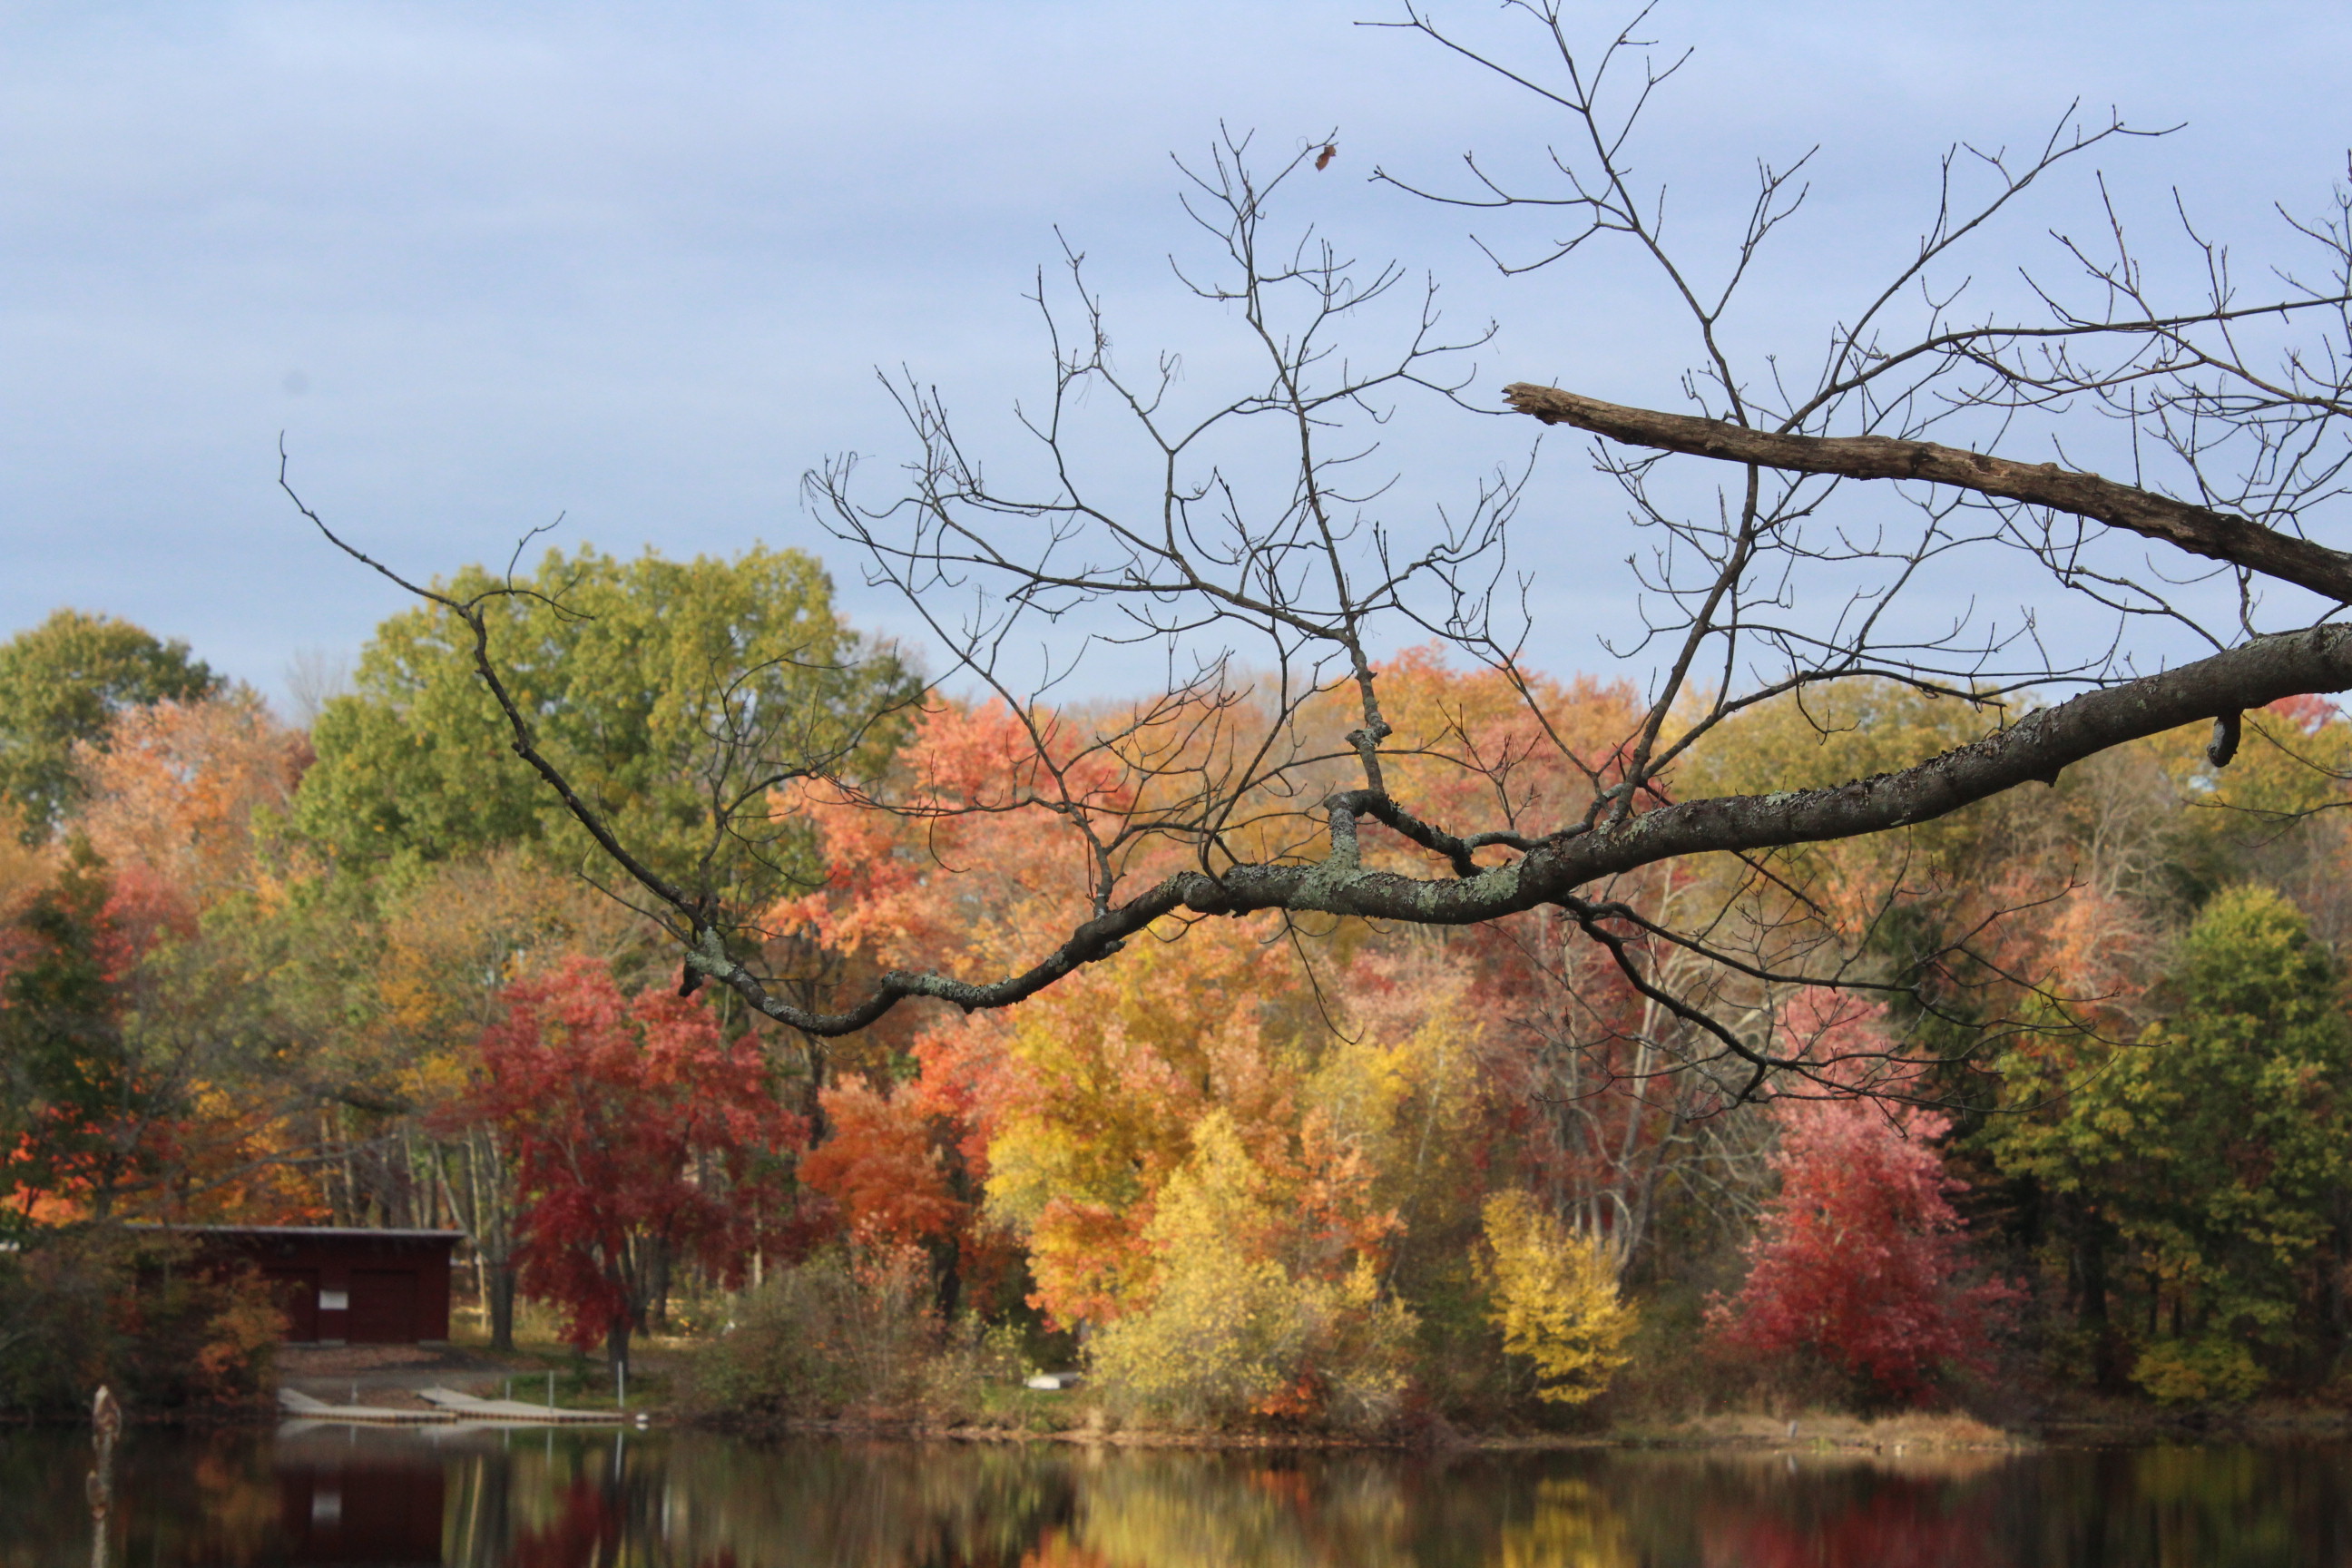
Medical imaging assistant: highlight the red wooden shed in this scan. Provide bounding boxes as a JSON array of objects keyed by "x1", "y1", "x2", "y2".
[{"x1": 174, "y1": 1226, "x2": 464, "y2": 1345}]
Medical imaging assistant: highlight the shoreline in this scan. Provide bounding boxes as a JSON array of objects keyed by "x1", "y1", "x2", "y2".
[
  {"x1": 692, "y1": 1404, "x2": 2352, "y2": 1455},
  {"x1": 16, "y1": 1396, "x2": 2352, "y2": 1454}
]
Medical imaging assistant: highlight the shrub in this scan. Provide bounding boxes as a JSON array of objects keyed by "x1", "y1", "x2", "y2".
[
  {"x1": 2131, "y1": 1338, "x2": 2268, "y2": 1405},
  {"x1": 1091, "y1": 1255, "x2": 1416, "y2": 1431},
  {"x1": 0, "y1": 1226, "x2": 279, "y2": 1416},
  {"x1": 688, "y1": 1243, "x2": 996, "y2": 1422}
]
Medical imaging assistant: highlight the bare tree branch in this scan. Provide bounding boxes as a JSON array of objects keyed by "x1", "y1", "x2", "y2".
[{"x1": 1501, "y1": 384, "x2": 2352, "y2": 603}]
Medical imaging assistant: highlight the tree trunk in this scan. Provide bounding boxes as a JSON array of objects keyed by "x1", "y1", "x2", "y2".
[
  {"x1": 2072, "y1": 1228, "x2": 2114, "y2": 1388},
  {"x1": 605, "y1": 1315, "x2": 631, "y2": 1381},
  {"x1": 487, "y1": 1264, "x2": 517, "y2": 1353},
  {"x1": 647, "y1": 1237, "x2": 671, "y2": 1335}
]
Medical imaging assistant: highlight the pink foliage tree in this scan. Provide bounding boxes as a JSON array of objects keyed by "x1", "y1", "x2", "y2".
[{"x1": 1710, "y1": 1093, "x2": 2014, "y2": 1404}]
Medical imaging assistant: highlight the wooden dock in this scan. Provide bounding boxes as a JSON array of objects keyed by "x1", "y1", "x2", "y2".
[
  {"x1": 418, "y1": 1387, "x2": 632, "y2": 1424},
  {"x1": 278, "y1": 1388, "x2": 452, "y2": 1426},
  {"x1": 276, "y1": 1387, "x2": 637, "y2": 1426}
]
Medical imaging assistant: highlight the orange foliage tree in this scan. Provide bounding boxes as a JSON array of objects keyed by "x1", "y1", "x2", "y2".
[
  {"x1": 13, "y1": 692, "x2": 328, "y2": 1226},
  {"x1": 74, "y1": 694, "x2": 310, "y2": 907},
  {"x1": 769, "y1": 654, "x2": 1694, "y2": 1418},
  {"x1": 797, "y1": 1081, "x2": 965, "y2": 1250}
]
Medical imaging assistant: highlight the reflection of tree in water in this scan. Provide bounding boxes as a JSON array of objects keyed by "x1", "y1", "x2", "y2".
[
  {"x1": 453, "y1": 1434, "x2": 1080, "y2": 1568},
  {"x1": 448, "y1": 1432, "x2": 708, "y2": 1568},
  {"x1": 1014, "y1": 1535, "x2": 1109, "y2": 1568},
  {"x1": 0, "y1": 1416, "x2": 125, "y2": 1563},
  {"x1": 15, "y1": 1426, "x2": 2352, "y2": 1566},
  {"x1": 108, "y1": 1430, "x2": 315, "y2": 1566},
  {"x1": 1064, "y1": 1455, "x2": 1421, "y2": 1568},
  {"x1": 2088, "y1": 1446, "x2": 2328, "y2": 1568},
  {"x1": 498, "y1": 1474, "x2": 624, "y2": 1568},
  {"x1": 1485, "y1": 1479, "x2": 1633, "y2": 1568},
  {"x1": 1655, "y1": 1446, "x2": 2349, "y2": 1568},
  {"x1": 184, "y1": 1438, "x2": 282, "y2": 1548},
  {"x1": 1690, "y1": 1466, "x2": 2007, "y2": 1568},
  {"x1": 431, "y1": 1436, "x2": 2352, "y2": 1568}
]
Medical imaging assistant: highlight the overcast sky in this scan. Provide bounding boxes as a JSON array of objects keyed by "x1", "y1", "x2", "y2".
[{"x1": 4, "y1": 1, "x2": 2347, "y2": 712}]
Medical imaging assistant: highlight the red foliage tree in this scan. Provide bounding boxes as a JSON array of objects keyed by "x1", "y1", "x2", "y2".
[
  {"x1": 449, "y1": 957, "x2": 804, "y2": 1372},
  {"x1": 1710, "y1": 1095, "x2": 2014, "y2": 1404}
]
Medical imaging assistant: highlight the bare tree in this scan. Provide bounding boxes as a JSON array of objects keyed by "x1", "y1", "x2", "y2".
[{"x1": 299, "y1": 3, "x2": 2352, "y2": 1102}]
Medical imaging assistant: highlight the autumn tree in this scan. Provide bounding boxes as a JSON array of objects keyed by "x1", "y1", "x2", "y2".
[
  {"x1": 797, "y1": 1083, "x2": 965, "y2": 1245},
  {"x1": 368, "y1": 850, "x2": 667, "y2": 1345},
  {"x1": 0, "y1": 610, "x2": 218, "y2": 838},
  {"x1": 0, "y1": 690, "x2": 347, "y2": 1230},
  {"x1": 447, "y1": 957, "x2": 804, "y2": 1374},
  {"x1": 1984, "y1": 886, "x2": 2352, "y2": 1402},
  {"x1": 0, "y1": 846, "x2": 158, "y2": 1223},
  {"x1": 267, "y1": 543, "x2": 914, "y2": 1313},
  {"x1": 1710, "y1": 1093, "x2": 2013, "y2": 1406},
  {"x1": 779, "y1": 687, "x2": 1605, "y2": 1422},
  {"x1": 74, "y1": 693, "x2": 310, "y2": 907},
  {"x1": 1087, "y1": 1111, "x2": 1419, "y2": 1429},
  {"x1": 1479, "y1": 1190, "x2": 1637, "y2": 1406}
]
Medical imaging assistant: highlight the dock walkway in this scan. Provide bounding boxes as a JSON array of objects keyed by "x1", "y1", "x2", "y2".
[
  {"x1": 278, "y1": 1388, "x2": 451, "y2": 1426},
  {"x1": 417, "y1": 1387, "x2": 629, "y2": 1424},
  {"x1": 276, "y1": 1387, "x2": 634, "y2": 1426}
]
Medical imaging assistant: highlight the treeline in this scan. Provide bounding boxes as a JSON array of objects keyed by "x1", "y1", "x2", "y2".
[{"x1": 5, "y1": 544, "x2": 2351, "y2": 1426}]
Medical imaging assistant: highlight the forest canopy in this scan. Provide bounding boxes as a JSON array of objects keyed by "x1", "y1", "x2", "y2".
[{"x1": 5, "y1": 574, "x2": 2352, "y2": 1416}]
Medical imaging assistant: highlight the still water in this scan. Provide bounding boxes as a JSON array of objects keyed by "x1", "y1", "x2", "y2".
[{"x1": 5, "y1": 1423, "x2": 2352, "y2": 1567}]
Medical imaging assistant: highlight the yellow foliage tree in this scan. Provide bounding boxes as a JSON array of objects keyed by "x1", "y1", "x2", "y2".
[
  {"x1": 1089, "y1": 1112, "x2": 1416, "y2": 1430},
  {"x1": 1479, "y1": 1191, "x2": 1636, "y2": 1406}
]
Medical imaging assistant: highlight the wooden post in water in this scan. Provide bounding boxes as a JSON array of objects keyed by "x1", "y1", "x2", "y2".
[{"x1": 87, "y1": 1386, "x2": 121, "y2": 1568}]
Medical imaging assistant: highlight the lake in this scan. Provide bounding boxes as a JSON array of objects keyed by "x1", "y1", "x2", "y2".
[{"x1": 4, "y1": 1423, "x2": 2350, "y2": 1566}]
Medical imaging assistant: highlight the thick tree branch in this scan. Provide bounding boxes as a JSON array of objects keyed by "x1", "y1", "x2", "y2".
[
  {"x1": 697, "y1": 622, "x2": 2352, "y2": 1037},
  {"x1": 1501, "y1": 383, "x2": 2352, "y2": 603}
]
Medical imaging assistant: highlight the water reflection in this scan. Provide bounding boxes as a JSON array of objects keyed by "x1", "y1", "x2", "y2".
[{"x1": 4, "y1": 1425, "x2": 2352, "y2": 1567}]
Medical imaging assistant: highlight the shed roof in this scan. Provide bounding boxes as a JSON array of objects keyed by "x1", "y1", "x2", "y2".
[{"x1": 141, "y1": 1223, "x2": 467, "y2": 1241}]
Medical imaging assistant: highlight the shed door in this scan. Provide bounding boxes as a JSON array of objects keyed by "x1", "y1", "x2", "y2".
[
  {"x1": 348, "y1": 1269, "x2": 419, "y2": 1343},
  {"x1": 264, "y1": 1269, "x2": 320, "y2": 1341}
]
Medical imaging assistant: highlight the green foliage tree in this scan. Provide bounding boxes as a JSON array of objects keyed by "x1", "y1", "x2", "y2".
[
  {"x1": 294, "y1": 543, "x2": 915, "y2": 910},
  {"x1": 1984, "y1": 886, "x2": 2352, "y2": 1400},
  {"x1": 0, "y1": 845, "x2": 332, "y2": 1230},
  {"x1": 0, "y1": 610, "x2": 218, "y2": 838}
]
